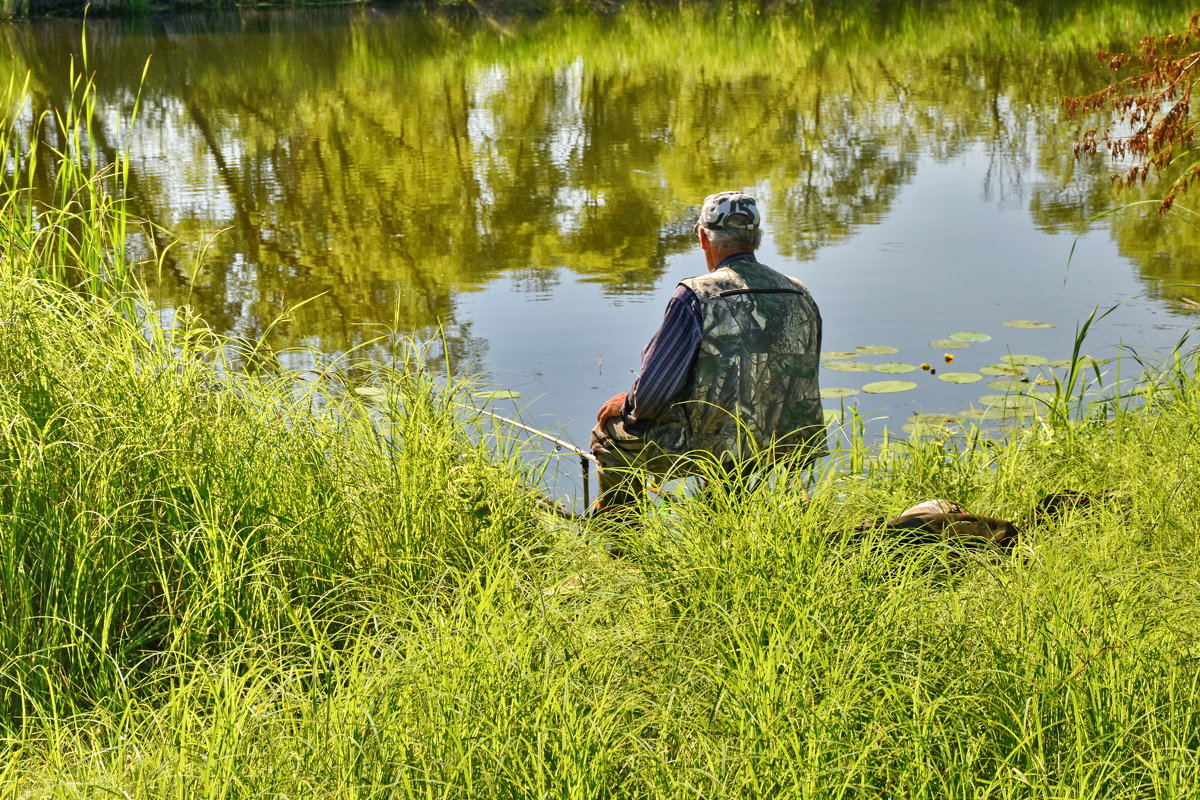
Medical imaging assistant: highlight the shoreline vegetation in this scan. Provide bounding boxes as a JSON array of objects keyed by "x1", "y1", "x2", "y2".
[{"x1": 3, "y1": 20, "x2": 1200, "y2": 800}]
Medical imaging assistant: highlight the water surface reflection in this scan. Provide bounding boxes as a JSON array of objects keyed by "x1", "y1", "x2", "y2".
[{"x1": 2, "y1": 2, "x2": 1197, "y2": 479}]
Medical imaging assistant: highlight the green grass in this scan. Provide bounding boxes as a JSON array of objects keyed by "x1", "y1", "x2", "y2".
[{"x1": 3, "y1": 25, "x2": 1200, "y2": 800}]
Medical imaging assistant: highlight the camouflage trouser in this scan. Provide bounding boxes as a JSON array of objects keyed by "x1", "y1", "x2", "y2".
[
  {"x1": 589, "y1": 417, "x2": 689, "y2": 510},
  {"x1": 590, "y1": 417, "x2": 817, "y2": 512}
]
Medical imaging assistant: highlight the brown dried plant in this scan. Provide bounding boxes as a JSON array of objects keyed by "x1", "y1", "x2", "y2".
[{"x1": 1064, "y1": 12, "x2": 1200, "y2": 213}]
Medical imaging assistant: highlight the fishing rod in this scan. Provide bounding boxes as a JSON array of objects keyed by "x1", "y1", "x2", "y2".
[{"x1": 460, "y1": 403, "x2": 597, "y2": 516}]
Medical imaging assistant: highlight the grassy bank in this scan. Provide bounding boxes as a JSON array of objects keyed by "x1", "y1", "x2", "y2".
[{"x1": 3, "y1": 38, "x2": 1200, "y2": 800}]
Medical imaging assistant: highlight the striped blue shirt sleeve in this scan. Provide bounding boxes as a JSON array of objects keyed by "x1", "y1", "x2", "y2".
[{"x1": 622, "y1": 284, "x2": 703, "y2": 425}]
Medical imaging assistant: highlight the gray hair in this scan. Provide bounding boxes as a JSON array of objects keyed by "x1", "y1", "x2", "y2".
[{"x1": 700, "y1": 224, "x2": 762, "y2": 252}]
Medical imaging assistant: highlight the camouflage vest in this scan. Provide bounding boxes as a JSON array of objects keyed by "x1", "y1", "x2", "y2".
[{"x1": 644, "y1": 256, "x2": 826, "y2": 465}]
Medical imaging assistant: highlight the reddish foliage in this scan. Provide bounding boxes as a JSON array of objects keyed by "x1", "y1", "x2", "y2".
[{"x1": 1064, "y1": 13, "x2": 1200, "y2": 213}]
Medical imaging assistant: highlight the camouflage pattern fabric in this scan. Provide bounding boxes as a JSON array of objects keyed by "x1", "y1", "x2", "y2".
[{"x1": 643, "y1": 256, "x2": 825, "y2": 466}]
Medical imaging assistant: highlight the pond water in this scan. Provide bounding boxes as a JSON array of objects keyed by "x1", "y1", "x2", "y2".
[{"x1": 2, "y1": 2, "x2": 1198, "y2": 501}]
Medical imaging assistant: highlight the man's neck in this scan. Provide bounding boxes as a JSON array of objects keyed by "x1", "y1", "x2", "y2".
[{"x1": 708, "y1": 250, "x2": 754, "y2": 272}]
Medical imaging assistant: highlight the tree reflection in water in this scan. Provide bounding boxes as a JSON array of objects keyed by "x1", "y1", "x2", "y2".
[{"x1": 1, "y1": 1, "x2": 1195, "y2": 364}]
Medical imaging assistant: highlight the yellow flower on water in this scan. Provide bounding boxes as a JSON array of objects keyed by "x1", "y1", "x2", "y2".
[
  {"x1": 920, "y1": 363, "x2": 931, "y2": 371},
  {"x1": 943, "y1": 353, "x2": 954, "y2": 363}
]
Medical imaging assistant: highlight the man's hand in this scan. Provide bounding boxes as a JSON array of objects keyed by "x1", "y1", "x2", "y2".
[{"x1": 596, "y1": 392, "x2": 628, "y2": 424}]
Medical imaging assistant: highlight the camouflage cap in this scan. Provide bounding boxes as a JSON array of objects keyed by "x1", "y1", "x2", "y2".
[{"x1": 696, "y1": 191, "x2": 761, "y2": 232}]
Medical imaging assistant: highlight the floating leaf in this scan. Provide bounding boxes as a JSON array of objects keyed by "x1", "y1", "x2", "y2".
[
  {"x1": 473, "y1": 389, "x2": 522, "y2": 400},
  {"x1": 903, "y1": 421, "x2": 959, "y2": 437},
  {"x1": 987, "y1": 379, "x2": 1023, "y2": 392},
  {"x1": 824, "y1": 409, "x2": 845, "y2": 424},
  {"x1": 1047, "y1": 356, "x2": 1109, "y2": 370},
  {"x1": 821, "y1": 351, "x2": 860, "y2": 361},
  {"x1": 856, "y1": 345, "x2": 899, "y2": 355},
  {"x1": 909, "y1": 413, "x2": 964, "y2": 426},
  {"x1": 903, "y1": 413, "x2": 965, "y2": 437},
  {"x1": 354, "y1": 387, "x2": 387, "y2": 400},
  {"x1": 862, "y1": 380, "x2": 918, "y2": 394},
  {"x1": 949, "y1": 331, "x2": 992, "y2": 342},
  {"x1": 978, "y1": 394, "x2": 1036, "y2": 409},
  {"x1": 979, "y1": 364, "x2": 1027, "y2": 376},
  {"x1": 1000, "y1": 354, "x2": 1049, "y2": 366},
  {"x1": 872, "y1": 362, "x2": 917, "y2": 374},
  {"x1": 930, "y1": 338, "x2": 972, "y2": 350},
  {"x1": 824, "y1": 361, "x2": 873, "y2": 373},
  {"x1": 1003, "y1": 320, "x2": 1055, "y2": 329},
  {"x1": 821, "y1": 387, "x2": 859, "y2": 399},
  {"x1": 937, "y1": 372, "x2": 982, "y2": 384},
  {"x1": 960, "y1": 407, "x2": 1010, "y2": 421}
]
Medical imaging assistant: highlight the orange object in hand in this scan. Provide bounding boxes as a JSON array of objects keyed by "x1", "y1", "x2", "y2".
[{"x1": 596, "y1": 392, "x2": 629, "y2": 423}]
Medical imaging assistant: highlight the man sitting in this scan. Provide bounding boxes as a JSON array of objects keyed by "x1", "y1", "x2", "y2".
[{"x1": 590, "y1": 191, "x2": 826, "y2": 512}]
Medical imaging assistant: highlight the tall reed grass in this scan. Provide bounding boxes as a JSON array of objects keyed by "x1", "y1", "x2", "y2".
[{"x1": 2, "y1": 33, "x2": 1200, "y2": 800}]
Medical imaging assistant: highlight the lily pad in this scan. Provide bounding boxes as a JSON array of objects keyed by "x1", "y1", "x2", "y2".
[
  {"x1": 937, "y1": 372, "x2": 982, "y2": 384},
  {"x1": 821, "y1": 351, "x2": 860, "y2": 361},
  {"x1": 1047, "y1": 356, "x2": 1109, "y2": 370},
  {"x1": 473, "y1": 389, "x2": 522, "y2": 400},
  {"x1": 903, "y1": 421, "x2": 955, "y2": 437},
  {"x1": 824, "y1": 409, "x2": 845, "y2": 424},
  {"x1": 978, "y1": 394, "x2": 1036, "y2": 409},
  {"x1": 821, "y1": 387, "x2": 859, "y2": 399},
  {"x1": 903, "y1": 413, "x2": 965, "y2": 437},
  {"x1": 909, "y1": 412, "x2": 964, "y2": 426},
  {"x1": 824, "y1": 361, "x2": 873, "y2": 373},
  {"x1": 872, "y1": 362, "x2": 917, "y2": 374},
  {"x1": 979, "y1": 364, "x2": 1028, "y2": 377},
  {"x1": 949, "y1": 331, "x2": 993, "y2": 343},
  {"x1": 354, "y1": 387, "x2": 387, "y2": 400},
  {"x1": 862, "y1": 380, "x2": 918, "y2": 394},
  {"x1": 930, "y1": 338, "x2": 972, "y2": 350},
  {"x1": 856, "y1": 345, "x2": 899, "y2": 355},
  {"x1": 960, "y1": 407, "x2": 1011, "y2": 421},
  {"x1": 987, "y1": 379, "x2": 1024, "y2": 392},
  {"x1": 1003, "y1": 320, "x2": 1055, "y2": 329},
  {"x1": 999, "y1": 354, "x2": 1049, "y2": 367}
]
